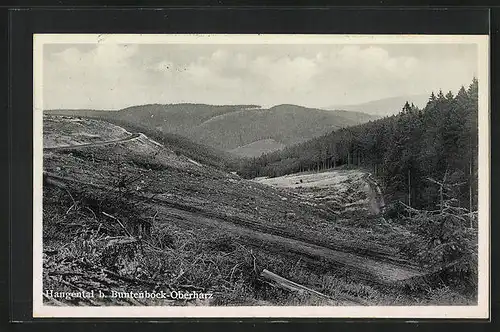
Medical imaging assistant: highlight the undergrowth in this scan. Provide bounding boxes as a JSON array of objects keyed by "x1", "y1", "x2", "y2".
[{"x1": 43, "y1": 184, "x2": 365, "y2": 306}]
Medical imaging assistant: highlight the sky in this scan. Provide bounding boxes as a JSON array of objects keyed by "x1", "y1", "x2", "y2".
[{"x1": 42, "y1": 42, "x2": 478, "y2": 110}]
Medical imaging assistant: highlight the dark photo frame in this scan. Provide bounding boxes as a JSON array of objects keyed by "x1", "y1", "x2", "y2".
[{"x1": 5, "y1": 5, "x2": 496, "y2": 329}]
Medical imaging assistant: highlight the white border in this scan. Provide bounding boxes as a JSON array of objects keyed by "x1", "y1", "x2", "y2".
[{"x1": 33, "y1": 34, "x2": 490, "y2": 319}]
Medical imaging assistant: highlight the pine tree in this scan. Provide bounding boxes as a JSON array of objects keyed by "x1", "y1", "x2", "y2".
[
  {"x1": 468, "y1": 77, "x2": 479, "y2": 100},
  {"x1": 402, "y1": 101, "x2": 412, "y2": 114},
  {"x1": 466, "y1": 77, "x2": 479, "y2": 213},
  {"x1": 425, "y1": 92, "x2": 438, "y2": 111},
  {"x1": 437, "y1": 89, "x2": 445, "y2": 100},
  {"x1": 456, "y1": 86, "x2": 468, "y2": 105},
  {"x1": 445, "y1": 91, "x2": 454, "y2": 100}
]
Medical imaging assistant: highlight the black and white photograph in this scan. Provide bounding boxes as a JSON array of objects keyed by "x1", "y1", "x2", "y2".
[{"x1": 33, "y1": 34, "x2": 489, "y2": 318}]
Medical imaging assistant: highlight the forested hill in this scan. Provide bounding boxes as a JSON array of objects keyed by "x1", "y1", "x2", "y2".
[
  {"x1": 239, "y1": 78, "x2": 479, "y2": 212},
  {"x1": 185, "y1": 104, "x2": 377, "y2": 151},
  {"x1": 46, "y1": 104, "x2": 377, "y2": 156}
]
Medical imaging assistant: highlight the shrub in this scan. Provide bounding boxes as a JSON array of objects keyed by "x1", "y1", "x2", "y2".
[{"x1": 399, "y1": 205, "x2": 477, "y2": 294}]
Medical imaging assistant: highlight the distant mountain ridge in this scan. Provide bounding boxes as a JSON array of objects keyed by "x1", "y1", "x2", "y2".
[
  {"x1": 45, "y1": 103, "x2": 378, "y2": 157},
  {"x1": 323, "y1": 94, "x2": 429, "y2": 117}
]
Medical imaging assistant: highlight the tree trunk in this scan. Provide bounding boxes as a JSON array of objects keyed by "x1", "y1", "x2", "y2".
[
  {"x1": 408, "y1": 169, "x2": 411, "y2": 217},
  {"x1": 469, "y1": 156, "x2": 473, "y2": 228},
  {"x1": 440, "y1": 184, "x2": 444, "y2": 213}
]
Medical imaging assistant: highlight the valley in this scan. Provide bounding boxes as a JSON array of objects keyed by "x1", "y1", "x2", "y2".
[
  {"x1": 41, "y1": 115, "x2": 471, "y2": 307},
  {"x1": 45, "y1": 103, "x2": 378, "y2": 157}
]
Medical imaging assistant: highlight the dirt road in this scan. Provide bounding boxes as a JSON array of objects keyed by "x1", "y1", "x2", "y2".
[
  {"x1": 44, "y1": 133, "x2": 141, "y2": 151},
  {"x1": 155, "y1": 204, "x2": 425, "y2": 285},
  {"x1": 44, "y1": 169, "x2": 426, "y2": 287}
]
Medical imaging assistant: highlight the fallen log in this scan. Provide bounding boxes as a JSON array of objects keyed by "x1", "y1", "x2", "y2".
[{"x1": 260, "y1": 269, "x2": 369, "y2": 306}]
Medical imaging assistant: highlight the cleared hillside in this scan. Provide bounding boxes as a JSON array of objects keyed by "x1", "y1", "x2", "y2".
[
  {"x1": 45, "y1": 114, "x2": 241, "y2": 171},
  {"x1": 41, "y1": 115, "x2": 465, "y2": 307}
]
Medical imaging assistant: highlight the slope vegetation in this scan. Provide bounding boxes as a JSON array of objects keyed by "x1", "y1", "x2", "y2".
[
  {"x1": 190, "y1": 104, "x2": 377, "y2": 151},
  {"x1": 42, "y1": 115, "x2": 462, "y2": 307},
  {"x1": 46, "y1": 103, "x2": 377, "y2": 157},
  {"x1": 239, "y1": 81, "x2": 480, "y2": 299},
  {"x1": 230, "y1": 139, "x2": 286, "y2": 158}
]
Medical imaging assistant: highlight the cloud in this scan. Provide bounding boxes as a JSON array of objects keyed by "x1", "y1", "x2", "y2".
[
  {"x1": 248, "y1": 55, "x2": 319, "y2": 93},
  {"x1": 44, "y1": 44, "x2": 153, "y2": 109},
  {"x1": 43, "y1": 43, "x2": 477, "y2": 110},
  {"x1": 49, "y1": 44, "x2": 139, "y2": 72}
]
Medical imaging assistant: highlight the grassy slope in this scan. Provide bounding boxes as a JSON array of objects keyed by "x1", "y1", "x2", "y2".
[
  {"x1": 42, "y1": 122, "x2": 375, "y2": 306},
  {"x1": 45, "y1": 113, "x2": 241, "y2": 171},
  {"x1": 42, "y1": 116, "x2": 472, "y2": 306},
  {"x1": 94, "y1": 117, "x2": 242, "y2": 171}
]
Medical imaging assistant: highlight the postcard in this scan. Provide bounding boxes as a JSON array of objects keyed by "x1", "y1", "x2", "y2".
[{"x1": 33, "y1": 34, "x2": 489, "y2": 318}]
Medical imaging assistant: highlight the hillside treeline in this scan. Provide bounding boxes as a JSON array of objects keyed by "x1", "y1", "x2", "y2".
[
  {"x1": 84, "y1": 116, "x2": 242, "y2": 171},
  {"x1": 238, "y1": 78, "x2": 479, "y2": 212},
  {"x1": 45, "y1": 104, "x2": 377, "y2": 155}
]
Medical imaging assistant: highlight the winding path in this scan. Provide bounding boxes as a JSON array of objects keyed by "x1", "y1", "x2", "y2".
[{"x1": 44, "y1": 133, "x2": 141, "y2": 151}]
